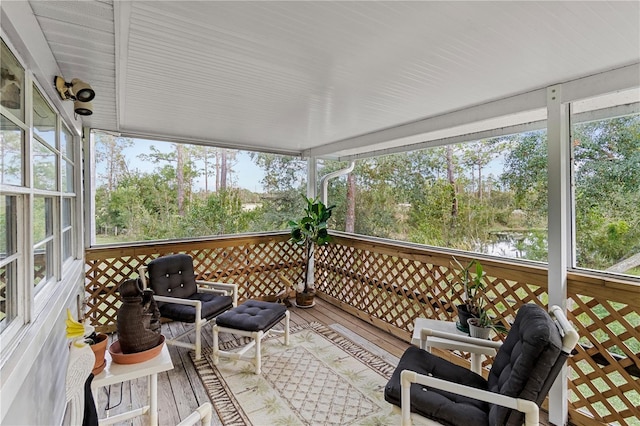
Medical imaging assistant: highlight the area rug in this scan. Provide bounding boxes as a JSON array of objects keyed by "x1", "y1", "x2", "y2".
[{"x1": 190, "y1": 322, "x2": 430, "y2": 426}]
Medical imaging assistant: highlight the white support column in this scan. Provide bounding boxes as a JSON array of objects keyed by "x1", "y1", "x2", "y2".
[
  {"x1": 83, "y1": 128, "x2": 95, "y2": 247},
  {"x1": 307, "y1": 157, "x2": 317, "y2": 199},
  {"x1": 546, "y1": 84, "x2": 571, "y2": 425}
]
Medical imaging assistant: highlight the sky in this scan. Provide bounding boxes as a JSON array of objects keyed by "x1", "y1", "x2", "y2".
[
  {"x1": 100, "y1": 138, "x2": 266, "y2": 192},
  {"x1": 96, "y1": 136, "x2": 507, "y2": 194}
]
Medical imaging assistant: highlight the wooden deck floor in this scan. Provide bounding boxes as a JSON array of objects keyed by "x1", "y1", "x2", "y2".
[{"x1": 94, "y1": 298, "x2": 550, "y2": 425}]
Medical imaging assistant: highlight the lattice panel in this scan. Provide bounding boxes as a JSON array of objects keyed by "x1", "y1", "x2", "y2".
[
  {"x1": 566, "y1": 295, "x2": 640, "y2": 425},
  {"x1": 85, "y1": 234, "x2": 299, "y2": 332},
  {"x1": 317, "y1": 243, "x2": 544, "y2": 337}
]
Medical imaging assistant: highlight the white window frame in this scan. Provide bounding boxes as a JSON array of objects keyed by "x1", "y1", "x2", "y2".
[{"x1": 0, "y1": 35, "x2": 82, "y2": 353}]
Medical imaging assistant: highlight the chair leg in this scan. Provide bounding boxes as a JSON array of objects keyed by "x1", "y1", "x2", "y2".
[
  {"x1": 254, "y1": 331, "x2": 263, "y2": 374},
  {"x1": 284, "y1": 311, "x2": 290, "y2": 345},
  {"x1": 195, "y1": 320, "x2": 202, "y2": 360},
  {"x1": 212, "y1": 325, "x2": 219, "y2": 365}
]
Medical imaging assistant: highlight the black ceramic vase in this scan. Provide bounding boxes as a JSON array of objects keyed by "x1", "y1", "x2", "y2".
[{"x1": 116, "y1": 278, "x2": 162, "y2": 353}]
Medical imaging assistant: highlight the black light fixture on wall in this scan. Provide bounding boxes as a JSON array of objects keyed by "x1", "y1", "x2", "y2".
[{"x1": 54, "y1": 76, "x2": 95, "y2": 115}]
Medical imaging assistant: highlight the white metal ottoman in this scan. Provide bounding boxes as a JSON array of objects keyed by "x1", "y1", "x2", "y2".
[{"x1": 212, "y1": 300, "x2": 290, "y2": 374}]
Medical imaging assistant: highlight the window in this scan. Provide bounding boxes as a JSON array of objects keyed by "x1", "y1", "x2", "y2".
[
  {"x1": 32, "y1": 88, "x2": 57, "y2": 191},
  {"x1": 61, "y1": 125, "x2": 74, "y2": 193},
  {"x1": 0, "y1": 195, "x2": 18, "y2": 333},
  {"x1": 62, "y1": 197, "x2": 74, "y2": 262},
  {"x1": 0, "y1": 40, "x2": 25, "y2": 121},
  {"x1": 572, "y1": 89, "x2": 640, "y2": 278},
  {"x1": 323, "y1": 128, "x2": 549, "y2": 263},
  {"x1": 33, "y1": 196, "x2": 54, "y2": 288},
  {"x1": 0, "y1": 36, "x2": 80, "y2": 341},
  {"x1": 92, "y1": 131, "x2": 306, "y2": 244},
  {"x1": 0, "y1": 114, "x2": 23, "y2": 186},
  {"x1": 32, "y1": 87, "x2": 56, "y2": 148}
]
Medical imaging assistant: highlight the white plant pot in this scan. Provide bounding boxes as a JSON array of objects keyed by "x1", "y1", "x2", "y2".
[{"x1": 467, "y1": 318, "x2": 491, "y2": 339}]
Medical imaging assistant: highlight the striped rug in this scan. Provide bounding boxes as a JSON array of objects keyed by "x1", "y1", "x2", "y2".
[{"x1": 190, "y1": 322, "x2": 425, "y2": 426}]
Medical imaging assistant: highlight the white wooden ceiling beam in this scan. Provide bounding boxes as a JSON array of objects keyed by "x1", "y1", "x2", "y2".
[{"x1": 307, "y1": 63, "x2": 640, "y2": 160}]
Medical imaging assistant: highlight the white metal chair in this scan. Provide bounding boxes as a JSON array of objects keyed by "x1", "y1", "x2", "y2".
[
  {"x1": 385, "y1": 304, "x2": 579, "y2": 426},
  {"x1": 139, "y1": 253, "x2": 238, "y2": 360},
  {"x1": 177, "y1": 402, "x2": 213, "y2": 426}
]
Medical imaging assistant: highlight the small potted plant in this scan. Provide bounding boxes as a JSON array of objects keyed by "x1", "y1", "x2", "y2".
[
  {"x1": 466, "y1": 307, "x2": 500, "y2": 339},
  {"x1": 288, "y1": 195, "x2": 335, "y2": 307}
]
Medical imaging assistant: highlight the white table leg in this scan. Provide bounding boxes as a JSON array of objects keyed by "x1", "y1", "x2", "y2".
[{"x1": 150, "y1": 373, "x2": 158, "y2": 426}]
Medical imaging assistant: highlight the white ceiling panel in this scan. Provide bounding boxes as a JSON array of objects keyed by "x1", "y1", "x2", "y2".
[{"x1": 26, "y1": 1, "x2": 640, "y2": 157}]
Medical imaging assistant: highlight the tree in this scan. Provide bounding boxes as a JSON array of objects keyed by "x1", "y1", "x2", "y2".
[
  {"x1": 446, "y1": 145, "x2": 458, "y2": 219},
  {"x1": 573, "y1": 115, "x2": 640, "y2": 271},
  {"x1": 184, "y1": 189, "x2": 249, "y2": 236},
  {"x1": 345, "y1": 173, "x2": 356, "y2": 233},
  {"x1": 461, "y1": 138, "x2": 512, "y2": 200},
  {"x1": 138, "y1": 144, "x2": 199, "y2": 217},
  {"x1": 249, "y1": 153, "x2": 307, "y2": 230},
  {"x1": 501, "y1": 132, "x2": 548, "y2": 217},
  {"x1": 94, "y1": 134, "x2": 132, "y2": 191}
]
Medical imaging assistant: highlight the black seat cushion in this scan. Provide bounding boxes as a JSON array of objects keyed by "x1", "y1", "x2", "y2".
[
  {"x1": 487, "y1": 303, "x2": 563, "y2": 426},
  {"x1": 216, "y1": 300, "x2": 287, "y2": 332},
  {"x1": 384, "y1": 345, "x2": 490, "y2": 426},
  {"x1": 159, "y1": 292, "x2": 233, "y2": 323},
  {"x1": 147, "y1": 254, "x2": 198, "y2": 301}
]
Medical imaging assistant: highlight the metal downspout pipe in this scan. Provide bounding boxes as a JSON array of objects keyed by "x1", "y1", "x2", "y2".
[{"x1": 319, "y1": 161, "x2": 355, "y2": 205}]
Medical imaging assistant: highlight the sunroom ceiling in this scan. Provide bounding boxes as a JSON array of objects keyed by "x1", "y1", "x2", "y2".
[{"x1": 28, "y1": 1, "x2": 640, "y2": 159}]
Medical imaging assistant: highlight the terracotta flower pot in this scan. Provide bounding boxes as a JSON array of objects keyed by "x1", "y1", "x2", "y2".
[{"x1": 90, "y1": 333, "x2": 108, "y2": 375}]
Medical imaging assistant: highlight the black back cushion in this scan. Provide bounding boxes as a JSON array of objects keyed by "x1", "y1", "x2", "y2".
[
  {"x1": 487, "y1": 303, "x2": 563, "y2": 425},
  {"x1": 147, "y1": 254, "x2": 198, "y2": 301}
]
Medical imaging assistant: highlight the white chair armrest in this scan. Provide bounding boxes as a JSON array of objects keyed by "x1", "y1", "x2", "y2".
[
  {"x1": 400, "y1": 370, "x2": 539, "y2": 426},
  {"x1": 419, "y1": 328, "x2": 501, "y2": 356},
  {"x1": 153, "y1": 295, "x2": 203, "y2": 324},
  {"x1": 196, "y1": 280, "x2": 238, "y2": 307},
  {"x1": 153, "y1": 295, "x2": 201, "y2": 308},
  {"x1": 549, "y1": 305, "x2": 579, "y2": 353},
  {"x1": 139, "y1": 265, "x2": 149, "y2": 288}
]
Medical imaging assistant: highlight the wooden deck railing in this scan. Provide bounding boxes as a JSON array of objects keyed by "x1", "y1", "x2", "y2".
[{"x1": 85, "y1": 231, "x2": 640, "y2": 426}]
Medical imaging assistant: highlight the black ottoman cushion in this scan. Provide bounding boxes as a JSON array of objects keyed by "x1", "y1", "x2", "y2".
[
  {"x1": 216, "y1": 300, "x2": 287, "y2": 332},
  {"x1": 384, "y1": 345, "x2": 490, "y2": 426}
]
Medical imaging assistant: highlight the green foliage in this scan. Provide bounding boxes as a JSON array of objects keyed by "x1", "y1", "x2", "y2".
[
  {"x1": 289, "y1": 195, "x2": 335, "y2": 247},
  {"x1": 182, "y1": 190, "x2": 249, "y2": 236},
  {"x1": 573, "y1": 116, "x2": 640, "y2": 271},
  {"x1": 288, "y1": 195, "x2": 335, "y2": 292},
  {"x1": 501, "y1": 132, "x2": 548, "y2": 214},
  {"x1": 452, "y1": 257, "x2": 486, "y2": 316}
]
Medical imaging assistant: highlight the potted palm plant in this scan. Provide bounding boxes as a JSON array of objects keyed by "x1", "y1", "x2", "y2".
[{"x1": 288, "y1": 195, "x2": 335, "y2": 307}]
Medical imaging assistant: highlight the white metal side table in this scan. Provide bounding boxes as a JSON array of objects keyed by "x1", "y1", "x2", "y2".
[{"x1": 91, "y1": 344, "x2": 173, "y2": 426}]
